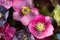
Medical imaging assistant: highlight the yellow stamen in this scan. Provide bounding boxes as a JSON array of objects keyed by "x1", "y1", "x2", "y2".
[
  {"x1": 22, "y1": 6, "x2": 30, "y2": 14},
  {"x1": 36, "y1": 22, "x2": 45, "y2": 31}
]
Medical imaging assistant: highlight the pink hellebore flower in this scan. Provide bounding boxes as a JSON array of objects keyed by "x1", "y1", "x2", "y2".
[
  {"x1": 28, "y1": 15, "x2": 54, "y2": 39},
  {"x1": 0, "y1": 23, "x2": 16, "y2": 40},
  {"x1": 13, "y1": 0, "x2": 39, "y2": 26},
  {"x1": 0, "y1": 0, "x2": 13, "y2": 9}
]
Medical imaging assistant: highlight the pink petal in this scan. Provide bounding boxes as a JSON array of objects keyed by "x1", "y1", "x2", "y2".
[
  {"x1": 30, "y1": 15, "x2": 45, "y2": 24},
  {"x1": 45, "y1": 16, "x2": 52, "y2": 24},
  {"x1": 5, "y1": 24, "x2": 16, "y2": 37},
  {"x1": 13, "y1": 0, "x2": 26, "y2": 11},
  {"x1": 1, "y1": 23, "x2": 16, "y2": 40},
  {"x1": 13, "y1": 12, "x2": 21, "y2": 21},
  {"x1": 20, "y1": 14, "x2": 34, "y2": 26},
  {"x1": 31, "y1": 8, "x2": 39, "y2": 16},
  {"x1": 26, "y1": 0, "x2": 34, "y2": 8},
  {"x1": 28, "y1": 23, "x2": 38, "y2": 35},
  {"x1": 35, "y1": 37, "x2": 51, "y2": 40},
  {"x1": 0, "y1": 0, "x2": 12, "y2": 9},
  {"x1": 44, "y1": 24, "x2": 54, "y2": 37}
]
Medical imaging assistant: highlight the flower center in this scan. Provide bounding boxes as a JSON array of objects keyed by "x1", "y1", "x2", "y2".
[
  {"x1": 22, "y1": 6, "x2": 30, "y2": 14},
  {"x1": 22, "y1": 34, "x2": 27, "y2": 40},
  {"x1": 35, "y1": 22, "x2": 45, "y2": 31},
  {"x1": 0, "y1": 13, "x2": 3, "y2": 18}
]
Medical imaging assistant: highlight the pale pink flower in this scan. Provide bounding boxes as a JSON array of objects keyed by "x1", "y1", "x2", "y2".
[{"x1": 13, "y1": 0, "x2": 39, "y2": 26}]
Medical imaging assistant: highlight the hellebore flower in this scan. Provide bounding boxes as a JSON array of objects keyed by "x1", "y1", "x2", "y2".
[
  {"x1": 0, "y1": 23, "x2": 16, "y2": 40},
  {"x1": 0, "y1": 5, "x2": 9, "y2": 27},
  {"x1": 13, "y1": 0, "x2": 39, "y2": 26},
  {"x1": 53, "y1": 5, "x2": 60, "y2": 26},
  {"x1": 13, "y1": 29, "x2": 35, "y2": 40},
  {"x1": 28, "y1": 15, "x2": 54, "y2": 39},
  {"x1": 0, "y1": 0, "x2": 13, "y2": 9}
]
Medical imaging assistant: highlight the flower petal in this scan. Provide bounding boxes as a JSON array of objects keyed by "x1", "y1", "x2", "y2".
[
  {"x1": 30, "y1": 15, "x2": 45, "y2": 24},
  {"x1": 35, "y1": 37, "x2": 51, "y2": 40},
  {"x1": 45, "y1": 16, "x2": 52, "y2": 24},
  {"x1": 20, "y1": 14, "x2": 33, "y2": 26},
  {"x1": 26, "y1": 0, "x2": 34, "y2": 8},
  {"x1": 5, "y1": 24, "x2": 16, "y2": 37},
  {"x1": 31, "y1": 8, "x2": 39, "y2": 16},
  {"x1": 13, "y1": 12, "x2": 21, "y2": 21},
  {"x1": 0, "y1": 0, "x2": 12, "y2": 9},
  {"x1": 0, "y1": 5, "x2": 9, "y2": 27},
  {"x1": 13, "y1": 0, "x2": 26, "y2": 11}
]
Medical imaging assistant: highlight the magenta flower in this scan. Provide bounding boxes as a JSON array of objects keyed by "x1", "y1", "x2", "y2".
[
  {"x1": 13, "y1": 0, "x2": 39, "y2": 26},
  {"x1": 28, "y1": 15, "x2": 54, "y2": 39},
  {"x1": 0, "y1": 23, "x2": 16, "y2": 40},
  {"x1": 0, "y1": 0, "x2": 13, "y2": 9}
]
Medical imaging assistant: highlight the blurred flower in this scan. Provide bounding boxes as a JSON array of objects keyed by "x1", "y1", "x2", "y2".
[
  {"x1": 28, "y1": 15, "x2": 54, "y2": 39},
  {"x1": 0, "y1": 0, "x2": 13, "y2": 9},
  {"x1": 56, "y1": 34, "x2": 60, "y2": 40},
  {"x1": 0, "y1": 23, "x2": 16, "y2": 40},
  {"x1": 13, "y1": 0, "x2": 39, "y2": 26},
  {"x1": 0, "y1": 5, "x2": 9, "y2": 27},
  {"x1": 53, "y1": 5, "x2": 60, "y2": 26},
  {"x1": 13, "y1": 29, "x2": 35, "y2": 40}
]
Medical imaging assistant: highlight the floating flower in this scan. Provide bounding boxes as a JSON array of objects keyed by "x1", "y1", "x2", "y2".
[
  {"x1": 0, "y1": 0, "x2": 13, "y2": 9},
  {"x1": 0, "y1": 23, "x2": 16, "y2": 40},
  {"x1": 13, "y1": 0, "x2": 39, "y2": 26},
  {"x1": 13, "y1": 29, "x2": 35, "y2": 40},
  {"x1": 0, "y1": 5, "x2": 9, "y2": 27},
  {"x1": 28, "y1": 15, "x2": 54, "y2": 39}
]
